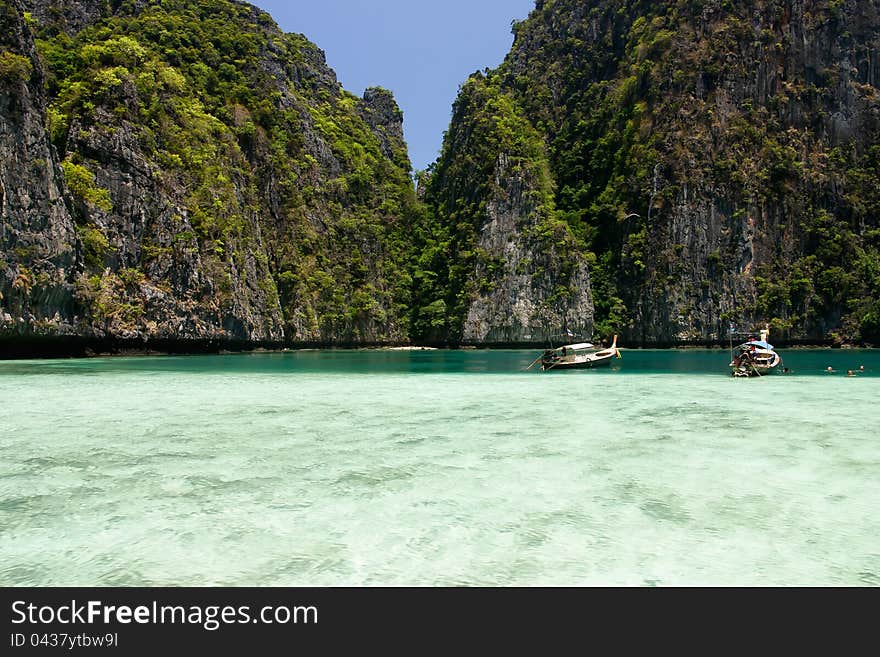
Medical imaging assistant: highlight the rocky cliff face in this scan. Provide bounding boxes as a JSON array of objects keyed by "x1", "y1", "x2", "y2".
[
  {"x1": 357, "y1": 87, "x2": 409, "y2": 167},
  {"x1": 417, "y1": 72, "x2": 594, "y2": 345},
  {"x1": 0, "y1": 0, "x2": 77, "y2": 336},
  {"x1": 461, "y1": 151, "x2": 593, "y2": 344},
  {"x1": 4, "y1": 0, "x2": 878, "y2": 351},
  {"x1": 1, "y1": 0, "x2": 419, "y2": 347},
  {"x1": 429, "y1": 0, "x2": 880, "y2": 345}
]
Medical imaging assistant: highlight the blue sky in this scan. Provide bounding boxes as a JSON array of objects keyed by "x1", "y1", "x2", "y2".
[{"x1": 251, "y1": 0, "x2": 536, "y2": 172}]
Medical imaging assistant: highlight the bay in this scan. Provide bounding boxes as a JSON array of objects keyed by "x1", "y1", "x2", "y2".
[{"x1": 1, "y1": 349, "x2": 878, "y2": 586}]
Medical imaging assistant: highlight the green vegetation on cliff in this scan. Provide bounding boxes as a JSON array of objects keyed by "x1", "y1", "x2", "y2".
[
  {"x1": 13, "y1": 0, "x2": 420, "y2": 342},
  {"x1": 4, "y1": 0, "x2": 879, "y2": 347},
  {"x1": 414, "y1": 73, "x2": 586, "y2": 341},
  {"x1": 428, "y1": 0, "x2": 880, "y2": 344}
]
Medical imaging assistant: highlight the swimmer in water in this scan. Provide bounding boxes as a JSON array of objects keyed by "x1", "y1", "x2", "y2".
[{"x1": 825, "y1": 366, "x2": 836, "y2": 373}]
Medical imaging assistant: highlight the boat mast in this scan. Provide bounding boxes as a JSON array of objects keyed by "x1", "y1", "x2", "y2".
[{"x1": 728, "y1": 321, "x2": 735, "y2": 363}]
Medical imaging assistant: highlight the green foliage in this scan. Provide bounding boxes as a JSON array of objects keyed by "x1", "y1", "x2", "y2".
[
  {"x1": 75, "y1": 272, "x2": 144, "y2": 329},
  {"x1": 77, "y1": 225, "x2": 111, "y2": 268},
  {"x1": 61, "y1": 160, "x2": 112, "y2": 211},
  {"x1": 858, "y1": 299, "x2": 880, "y2": 343},
  {"x1": 0, "y1": 50, "x2": 32, "y2": 81}
]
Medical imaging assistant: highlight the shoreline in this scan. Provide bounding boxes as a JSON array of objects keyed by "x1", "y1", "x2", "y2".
[{"x1": 0, "y1": 335, "x2": 875, "y2": 360}]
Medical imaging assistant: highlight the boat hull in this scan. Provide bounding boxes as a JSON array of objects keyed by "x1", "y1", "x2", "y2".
[
  {"x1": 730, "y1": 354, "x2": 782, "y2": 377},
  {"x1": 535, "y1": 336, "x2": 621, "y2": 372},
  {"x1": 542, "y1": 352, "x2": 617, "y2": 371},
  {"x1": 729, "y1": 331, "x2": 782, "y2": 378},
  {"x1": 731, "y1": 365, "x2": 779, "y2": 377}
]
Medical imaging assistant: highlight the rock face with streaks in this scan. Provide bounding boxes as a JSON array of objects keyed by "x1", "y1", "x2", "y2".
[
  {"x1": 460, "y1": 152, "x2": 594, "y2": 344},
  {"x1": 0, "y1": 0, "x2": 77, "y2": 336},
  {"x1": 418, "y1": 71, "x2": 595, "y2": 345}
]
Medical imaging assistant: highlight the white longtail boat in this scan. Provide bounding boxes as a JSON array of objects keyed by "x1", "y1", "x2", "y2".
[
  {"x1": 729, "y1": 328, "x2": 782, "y2": 377},
  {"x1": 537, "y1": 335, "x2": 621, "y2": 371}
]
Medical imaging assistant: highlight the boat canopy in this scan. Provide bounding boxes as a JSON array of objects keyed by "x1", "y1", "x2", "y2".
[
  {"x1": 739, "y1": 340, "x2": 775, "y2": 351},
  {"x1": 556, "y1": 343, "x2": 594, "y2": 351}
]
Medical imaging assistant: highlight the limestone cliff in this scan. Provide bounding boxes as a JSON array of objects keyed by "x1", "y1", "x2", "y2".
[
  {"x1": 461, "y1": 151, "x2": 593, "y2": 344},
  {"x1": 417, "y1": 73, "x2": 594, "y2": 345},
  {"x1": 1, "y1": 0, "x2": 419, "y2": 348},
  {"x1": 4, "y1": 0, "x2": 879, "y2": 352},
  {"x1": 0, "y1": 0, "x2": 77, "y2": 336},
  {"x1": 427, "y1": 0, "x2": 880, "y2": 345}
]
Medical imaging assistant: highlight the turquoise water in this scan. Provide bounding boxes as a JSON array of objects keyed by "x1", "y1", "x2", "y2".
[{"x1": 1, "y1": 349, "x2": 878, "y2": 586}]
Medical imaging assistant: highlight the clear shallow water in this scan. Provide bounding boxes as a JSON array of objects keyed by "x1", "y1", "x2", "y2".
[{"x1": 1, "y1": 349, "x2": 878, "y2": 586}]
